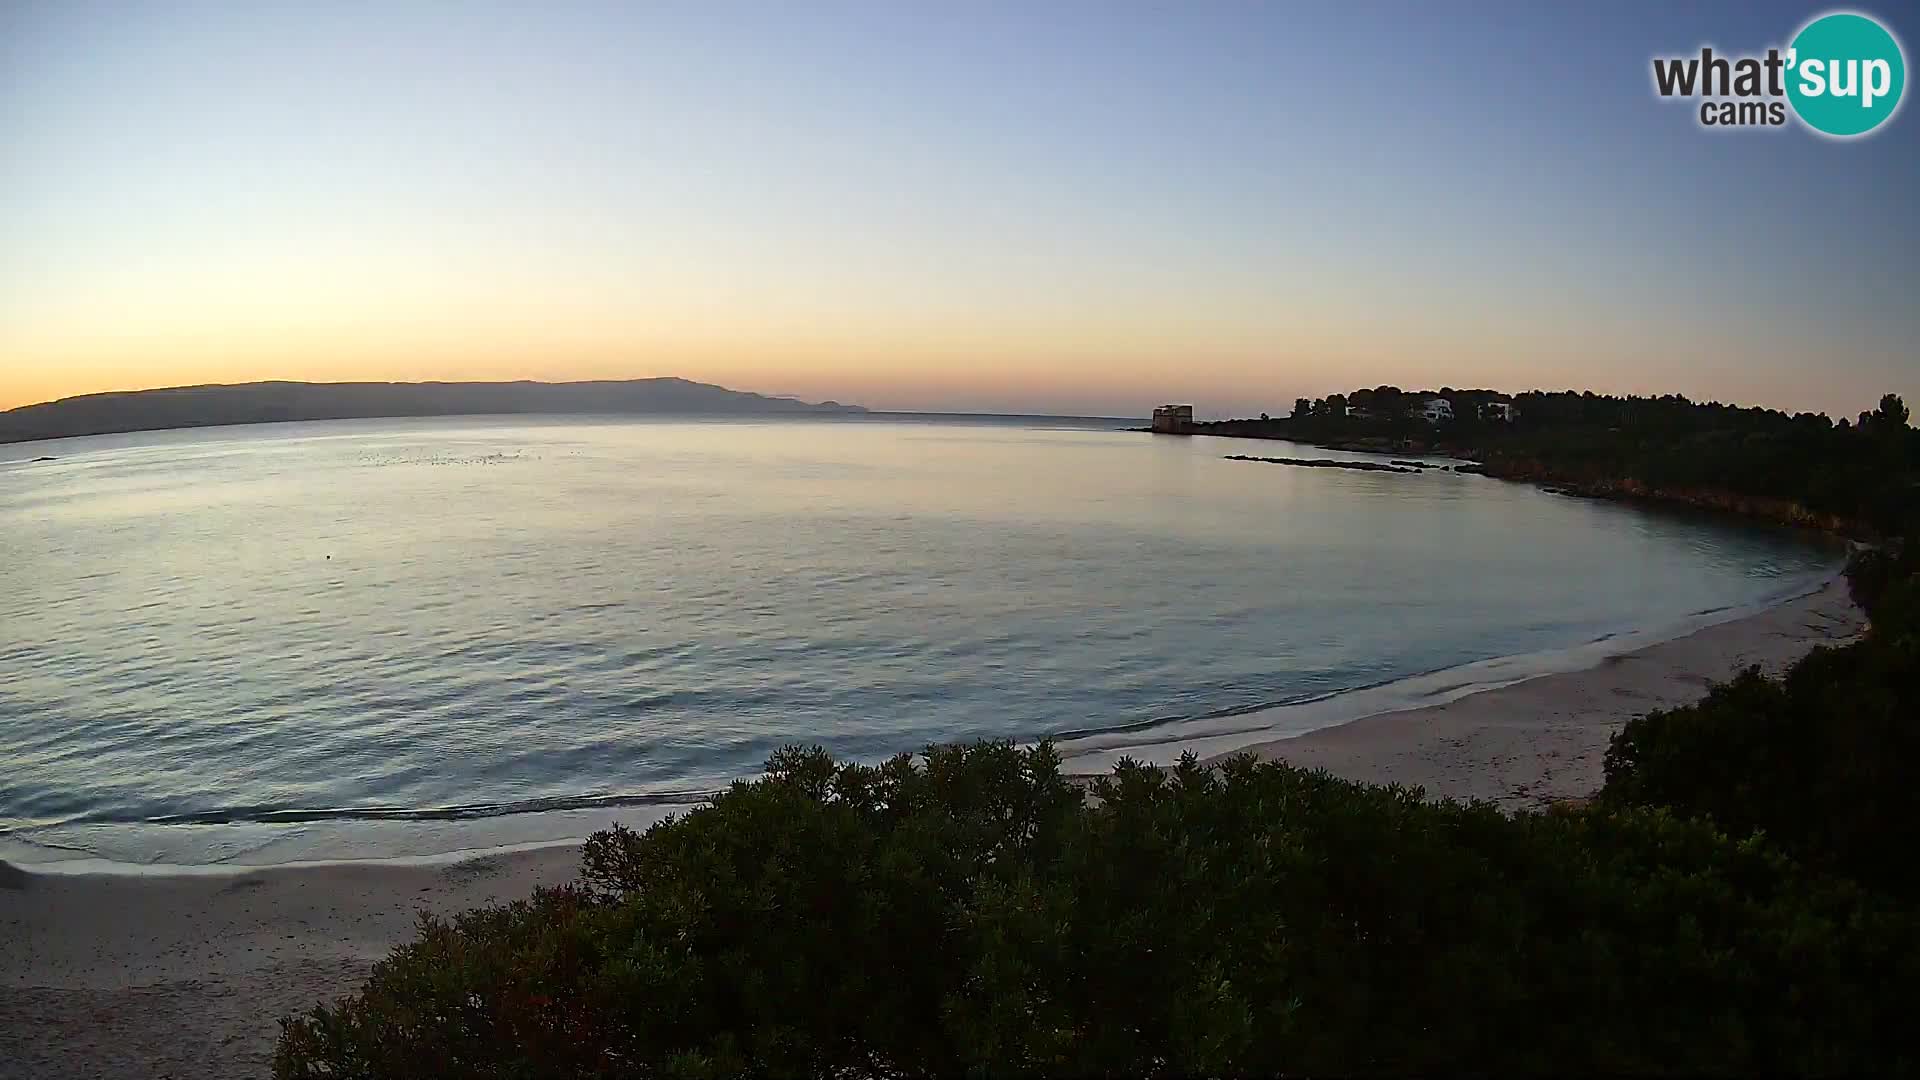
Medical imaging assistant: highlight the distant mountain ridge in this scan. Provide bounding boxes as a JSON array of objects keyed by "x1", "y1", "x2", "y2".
[{"x1": 0, "y1": 378, "x2": 868, "y2": 444}]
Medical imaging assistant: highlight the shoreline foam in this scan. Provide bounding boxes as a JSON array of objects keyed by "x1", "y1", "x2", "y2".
[
  {"x1": 1, "y1": 568, "x2": 1846, "y2": 874},
  {"x1": 1051, "y1": 566, "x2": 1844, "y2": 775},
  {"x1": 1209, "y1": 571, "x2": 1864, "y2": 808}
]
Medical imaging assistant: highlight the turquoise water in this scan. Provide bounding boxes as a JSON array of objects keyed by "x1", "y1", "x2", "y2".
[{"x1": 0, "y1": 415, "x2": 1837, "y2": 866}]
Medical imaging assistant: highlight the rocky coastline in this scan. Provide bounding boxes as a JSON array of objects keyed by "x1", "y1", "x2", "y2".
[{"x1": 1171, "y1": 420, "x2": 1868, "y2": 538}]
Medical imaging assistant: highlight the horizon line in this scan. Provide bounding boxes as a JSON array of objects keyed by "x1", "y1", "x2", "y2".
[{"x1": 4, "y1": 374, "x2": 1891, "y2": 423}]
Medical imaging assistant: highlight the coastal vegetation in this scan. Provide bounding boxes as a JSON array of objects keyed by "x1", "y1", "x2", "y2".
[
  {"x1": 1202, "y1": 389, "x2": 1918, "y2": 537},
  {"x1": 278, "y1": 538, "x2": 1920, "y2": 1077},
  {"x1": 1600, "y1": 538, "x2": 1920, "y2": 900}
]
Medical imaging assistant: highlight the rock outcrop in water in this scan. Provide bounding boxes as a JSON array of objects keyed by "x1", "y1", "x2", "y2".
[{"x1": 1225, "y1": 455, "x2": 1418, "y2": 474}]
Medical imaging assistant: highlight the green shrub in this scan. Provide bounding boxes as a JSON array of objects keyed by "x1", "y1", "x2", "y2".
[
  {"x1": 1602, "y1": 544, "x2": 1920, "y2": 898},
  {"x1": 277, "y1": 743, "x2": 1917, "y2": 1078},
  {"x1": 1847, "y1": 539, "x2": 1920, "y2": 634}
]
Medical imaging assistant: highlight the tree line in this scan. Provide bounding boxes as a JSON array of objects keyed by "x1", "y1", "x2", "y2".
[{"x1": 1211, "y1": 388, "x2": 1917, "y2": 537}]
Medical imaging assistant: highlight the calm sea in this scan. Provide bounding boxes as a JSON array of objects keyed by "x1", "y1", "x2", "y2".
[{"x1": 0, "y1": 415, "x2": 1838, "y2": 867}]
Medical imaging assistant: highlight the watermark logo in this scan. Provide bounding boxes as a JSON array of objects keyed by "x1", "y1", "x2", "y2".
[
  {"x1": 1652, "y1": 10, "x2": 1905, "y2": 137},
  {"x1": 1787, "y1": 12, "x2": 1905, "y2": 135}
]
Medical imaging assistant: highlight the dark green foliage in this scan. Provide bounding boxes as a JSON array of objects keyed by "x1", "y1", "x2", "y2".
[
  {"x1": 277, "y1": 742, "x2": 1918, "y2": 1078},
  {"x1": 1217, "y1": 389, "x2": 1919, "y2": 536},
  {"x1": 1846, "y1": 539, "x2": 1920, "y2": 635},
  {"x1": 1480, "y1": 391, "x2": 1917, "y2": 535},
  {"x1": 1602, "y1": 543, "x2": 1920, "y2": 898}
]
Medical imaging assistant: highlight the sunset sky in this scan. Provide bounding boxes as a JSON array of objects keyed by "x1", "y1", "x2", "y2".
[{"x1": 3, "y1": 1, "x2": 1915, "y2": 419}]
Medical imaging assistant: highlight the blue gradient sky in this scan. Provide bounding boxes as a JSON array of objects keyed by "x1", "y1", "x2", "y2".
[{"x1": 2, "y1": 1, "x2": 1914, "y2": 417}]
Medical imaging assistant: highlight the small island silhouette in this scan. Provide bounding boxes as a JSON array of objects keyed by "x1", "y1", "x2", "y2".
[{"x1": 0, "y1": 378, "x2": 868, "y2": 445}]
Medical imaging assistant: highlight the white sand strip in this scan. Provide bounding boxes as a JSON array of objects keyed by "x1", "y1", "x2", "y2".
[{"x1": 1210, "y1": 575, "x2": 1863, "y2": 808}]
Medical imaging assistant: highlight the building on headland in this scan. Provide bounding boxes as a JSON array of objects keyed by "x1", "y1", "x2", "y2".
[
  {"x1": 1479, "y1": 400, "x2": 1517, "y2": 422},
  {"x1": 1151, "y1": 404, "x2": 1194, "y2": 433},
  {"x1": 1409, "y1": 396, "x2": 1454, "y2": 423}
]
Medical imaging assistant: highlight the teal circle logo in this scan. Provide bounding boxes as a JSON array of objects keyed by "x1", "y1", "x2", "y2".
[{"x1": 1786, "y1": 12, "x2": 1906, "y2": 137}]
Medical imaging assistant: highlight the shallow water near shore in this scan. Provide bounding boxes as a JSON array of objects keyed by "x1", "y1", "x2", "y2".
[{"x1": 0, "y1": 414, "x2": 1840, "y2": 867}]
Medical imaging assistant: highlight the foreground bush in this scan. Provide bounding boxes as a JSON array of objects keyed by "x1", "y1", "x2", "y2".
[
  {"x1": 277, "y1": 743, "x2": 1917, "y2": 1077},
  {"x1": 1602, "y1": 542, "x2": 1920, "y2": 898}
]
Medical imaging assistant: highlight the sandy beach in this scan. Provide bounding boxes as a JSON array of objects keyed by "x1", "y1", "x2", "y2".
[
  {"x1": 1217, "y1": 574, "x2": 1864, "y2": 808},
  {"x1": 0, "y1": 576, "x2": 1865, "y2": 1079},
  {"x1": 1, "y1": 848, "x2": 581, "y2": 1079}
]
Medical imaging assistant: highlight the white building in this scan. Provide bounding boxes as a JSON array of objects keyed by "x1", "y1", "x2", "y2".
[
  {"x1": 1410, "y1": 396, "x2": 1453, "y2": 423},
  {"x1": 1480, "y1": 401, "x2": 1517, "y2": 422}
]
